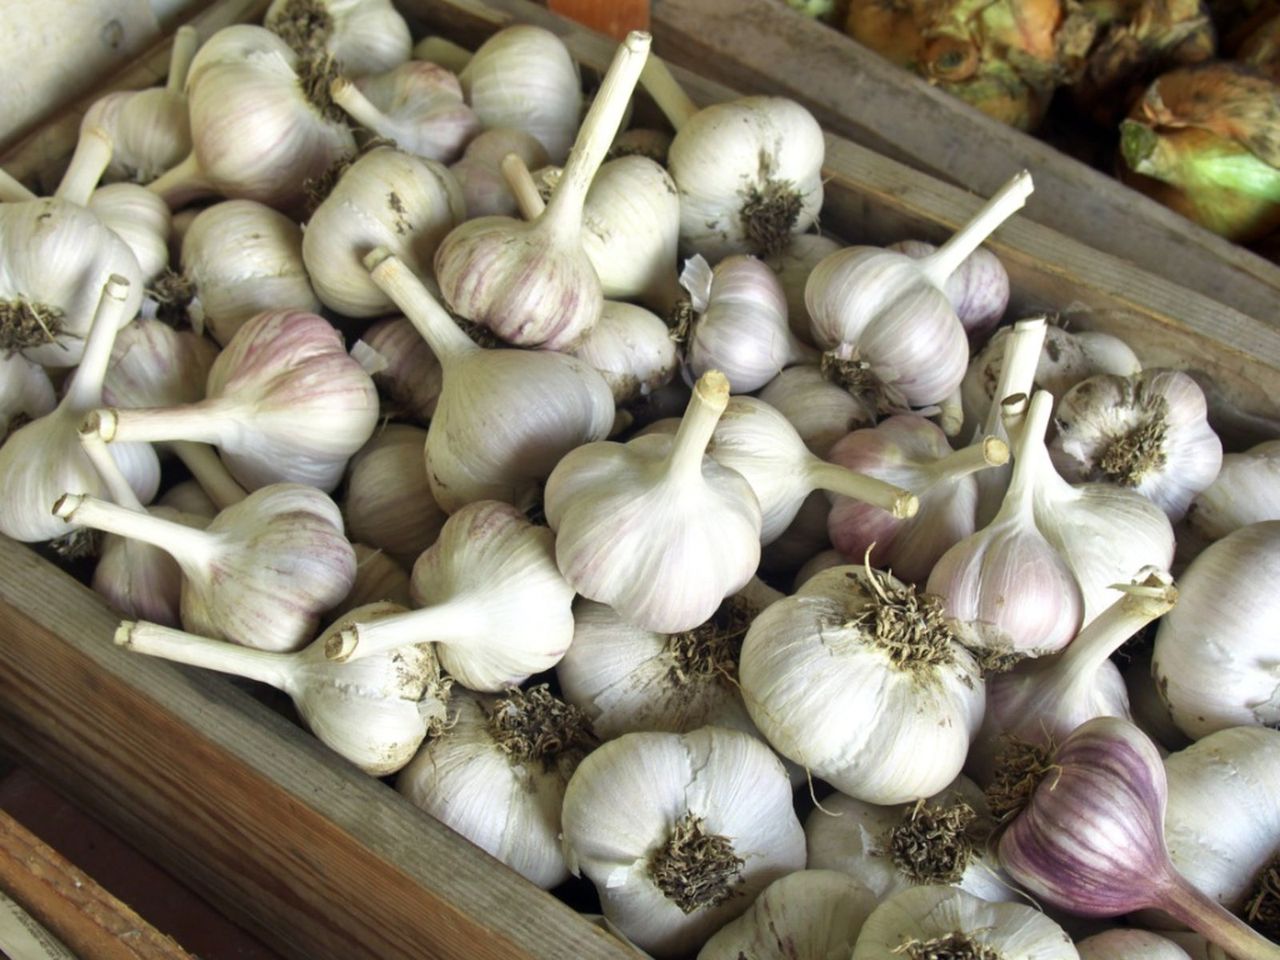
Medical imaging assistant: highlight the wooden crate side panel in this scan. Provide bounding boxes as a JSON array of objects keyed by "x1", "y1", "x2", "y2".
[{"x1": 0, "y1": 538, "x2": 633, "y2": 960}]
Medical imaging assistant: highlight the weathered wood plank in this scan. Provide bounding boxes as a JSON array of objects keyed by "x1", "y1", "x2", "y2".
[{"x1": 0, "y1": 537, "x2": 633, "y2": 960}]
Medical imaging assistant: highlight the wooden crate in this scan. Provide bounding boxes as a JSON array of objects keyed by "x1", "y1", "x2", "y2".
[
  {"x1": 645, "y1": 0, "x2": 1280, "y2": 329},
  {"x1": 1, "y1": 2, "x2": 1279, "y2": 960}
]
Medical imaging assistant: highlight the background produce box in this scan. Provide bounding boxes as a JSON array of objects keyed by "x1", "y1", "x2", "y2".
[{"x1": 1, "y1": 1, "x2": 1278, "y2": 959}]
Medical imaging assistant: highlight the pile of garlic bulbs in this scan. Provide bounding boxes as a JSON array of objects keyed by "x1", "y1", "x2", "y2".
[{"x1": 4, "y1": 5, "x2": 1280, "y2": 959}]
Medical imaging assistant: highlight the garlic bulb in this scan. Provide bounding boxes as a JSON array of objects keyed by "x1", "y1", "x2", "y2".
[
  {"x1": 458, "y1": 26, "x2": 582, "y2": 164},
  {"x1": 328, "y1": 501, "x2": 575, "y2": 692},
  {"x1": 806, "y1": 171, "x2": 1032, "y2": 411},
  {"x1": 697, "y1": 870, "x2": 877, "y2": 960},
  {"x1": 413, "y1": 36, "x2": 472, "y2": 75},
  {"x1": 827, "y1": 417, "x2": 1008, "y2": 584},
  {"x1": 566, "y1": 301, "x2": 679, "y2": 405},
  {"x1": 1050, "y1": 370, "x2": 1222, "y2": 522},
  {"x1": 766, "y1": 233, "x2": 844, "y2": 346},
  {"x1": 331, "y1": 62, "x2": 481, "y2": 163},
  {"x1": 0, "y1": 353, "x2": 55, "y2": 441},
  {"x1": 757, "y1": 365, "x2": 875, "y2": 457},
  {"x1": 170, "y1": 199, "x2": 321, "y2": 345},
  {"x1": 679, "y1": 254, "x2": 818, "y2": 394},
  {"x1": 149, "y1": 26, "x2": 355, "y2": 215},
  {"x1": 364, "y1": 249, "x2": 614, "y2": 513},
  {"x1": 352, "y1": 317, "x2": 442, "y2": 424},
  {"x1": 545, "y1": 371, "x2": 762, "y2": 634},
  {"x1": 556, "y1": 580, "x2": 783, "y2": 740},
  {"x1": 1077, "y1": 931, "x2": 1196, "y2": 959},
  {"x1": 610, "y1": 127, "x2": 672, "y2": 164},
  {"x1": 81, "y1": 27, "x2": 197, "y2": 184},
  {"x1": 448, "y1": 128, "x2": 550, "y2": 220},
  {"x1": 436, "y1": 32, "x2": 649, "y2": 349},
  {"x1": 94, "y1": 310, "x2": 379, "y2": 493},
  {"x1": 890, "y1": 238, "x2": 1010, "y2": 342},
  {"x1": 1125, "y1": 646, "x2": 1192, "y2": 752},
  {"x1": 116, "y1": 604, "x2": 446, "y2": 775},
  {"x1": 852, "y1": 885, "x2": 1080, "y2": 959},
  {"x1": 343, "y1": 424, "x2": 446, "y2": 567},
  {"x1": 794, "y1": 547, "x2": 845, "y2": 588},
  {"x1": 740, "y1": 564, "x2": 985, "y2": 804},
  {"x1": 328, "y1": 544, "x2": 411, "y2": 617},
  {"x1": 102, "y1": 319, "x2": 219, "y2": 410},
  {"x1": 303, "y1": 146, "x2": 464, "y2": 318},
  {"x1": 806, "y1": 776, "x2": 1018, "y2": 903},
  {"x1": 266, "y1": 0, "x2": 411, "y2": 77},
  {"x1": 928, "y1": 391, "x2": 1083, "y2": 659},
  {"x1": 0, "y1": 277, "x2": 159, "y2": 543},
  {"x1": 560, "y1": 726, "x2": 806, "y2": 959},
  {"x1": 158, "y1": 479, "x2": 219, "y2": 520},
  {"x1": 1188, "y1": 440, "x2": 1280, "y2": 543},
  {"x1": 397, "y1": 686, "x2": 595, "y2": 888},
  {"x1": 1153, "y1": 521, "x2": 1280, "y2": 738},
  {"x1": 88, "y1": 184, "x2": 172, "y2": 282}
]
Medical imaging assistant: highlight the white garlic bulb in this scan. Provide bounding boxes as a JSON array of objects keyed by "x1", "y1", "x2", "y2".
[
  {"x1": 1187, "y1": 440, "x2": 1280, "y2": 544},
  {"x1": 343, "y1": 424, "x2": 446, "y2": 568},
  {"x1": 328, "y1": 543, "x2": 412, "y2": 617},
  {"x1": 805, "y1": 776, "x2": 1019, "y2": 903},
  {"x1": 852, "y1": 885, "x2": 1079, "y2": 959},
  {"x1": 88, "y1": 184, "x2": 172, "y2": 282},
  {"x1": 740, "y1": 565, "x2": 984, "y2": 804},
  {"x1": 448, "y1": 128, "x2": 550, "y2": 220},
  {"x1": 332, "y1": 62, "x2": 481, "y2": 163},
  {"x1": 459, "y1": 25, "x2": 582, "y2": 164},
  {"x1": 545, "y1": 370, "x2": 762, "y2": 634},
  {"x1": 890, "y1": 238, "x2": 1010, "y2": 342},
  {"x1": 757, "y1": 365, "x2": 875, "y2": 457},
  {"x1": 1077, "y1": 930, "x2": 1196, "y2": 959},
  {"x1": 697, "y1": 870, "x2": 877, "y2": 960},
  {"x1": 566, "y1": 301, "x2": 679, "y2": 405},
  {"x1": 102, "y1": 319, "x2": 219, "y2": 410},
  {"x1": 158, "y1": 479, "x2": 219, "y2": 520},
  {"x1": 0, "y1": 353, "x2": 55, "y2": 441},
  {"x1": 765, "y1": 233, "x2": 844, "y2": 346},
  {"x1": 172, "y1": 199, "x2": 321, "y2": 345},
  {"x1": 303, "y1": 146, "x2": 464, "y2": 318},
  {"x1": 1153, "y1": 521, "x2": 1280, "y2": 737},
  {"x1": 265, "y1": 0, "x2": 411, "y2": 77},
  {"x1": 1050, "y1": 370, "x2": 1222, "y2": 522},
  {"x1": 397, "y1": 686, "x2": 595, "y2": 889},
  {"x1": 561, "y1": 726, "x2": 806, "y2": 959}
]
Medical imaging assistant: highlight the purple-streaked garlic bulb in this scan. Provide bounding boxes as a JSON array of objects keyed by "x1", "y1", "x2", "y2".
[
  {"x1": 448, "y1": 128, "x2": 550, "y2": 220},
  {"x1": 828, "y1": 416, "x2": 1009, "y2": 585},
  {"x1": 766, "y1": 233, "x2": 844, "y2": 346},
  {"x1": 1050, "y1": 369, "x2": 1222, "y2": 522},
  {"x1": 93, "y1": 310, "x2": 379, "y2": 493},
  {"x1": 566, "y1": 301, "x2": 679, "y2": 405},
  {"x1": 435, "y1": 32, "x2": 649, "y2": 349},
  {"x1": 679, "y1": 254, "x2": 818, "y2": 394},
  {"x1": 102, "y1": 319, "x2": 219, "y2": 410},
  {"x1": 757, "y1": 365, "x2": 875, "y2": 458},
  {"x1": 1187, "y1": 439, "x2": 1280, "y2": 543},
  {"x1": 331, "y1": 62, "x2": 480, "y2": 162},
  {"x1": 890, "y1": 238, "x2": 1010, "y2": 342},
  {"x1": 343, "y1": 424, "x2": 446, "y2": 568},
  {"x1": 351, "y1": 317, "x2": 442, "y2": 424},
  {"x1": 265, "y1": 0, "x2": 411, "y2": 77},
  {"x1": 56, "y1": 482, "x2": 356, "y2": 653},
  {"x1": 806, "y1": 171, "x2": 1032, "y2": 411}
]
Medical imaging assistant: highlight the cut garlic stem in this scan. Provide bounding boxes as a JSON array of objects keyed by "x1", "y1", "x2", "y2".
[
  {"x1": 1002, "y1": 390, "x2": 1053, "y2": 516},
  {"x1": 541, "y1": 30, "x2": 651, "y2": 244},
  {"x1": 66, "y1": 276, "x2": 132, "y2": 411},
  {"x1": 91, "y1": 402, "x2": 233, "y2": 447},
  {"x1": 0, "y1": 167, "x2": 36, "y2": 202},
  {"x1": 937, "y1": 387, "x2": 964, "y2": 436},
  {"x1": 501, "y1": 152, "x2": 545, "y2": 219},
  {"x1": 639, "y1": 54, "x2": 699, "y2": 130},
  {"x1": 55, "y1": 126, "x2": 114, "y2": 206},
  {"x1": 920, "y1": 170, "x2": 1033, "y2": 290},
  {"x1": 1056, "y1": 570, "x2": 1176, "y2": 683},
  {"x1": 984, "y1": 316, "x2": 1048, "y2": 438},
  {"x1": 116, "y1": 620, "x2": 292, "y2": 688},
  {"x1": 170, "y1": 440, "x2": 248, "y2": 509},
  {"x1": 668, "y1": 369, "x2": 730, "y2": 482},
  {"x1": 921, "y1": 436, "x2": 1010, "y2": 482},
  {"x1": 79, "y1": 425, "x2": 145, "y2": 511},
  {"x1": 166, "y1": 25, "x2": 198, "y2": 96},
  {"x1": 53, "y1": 493, "x2": 217, "y2": 567},
  {"x1": 364, "y1": 248, "x2": 476, "y2": 362},
  {"x1": 1001, "y1": 391, "x2": 1031, "y2": 441},
  {"x1": 329, "y1": 77, "x2": 396, "y2": 140},
  {"x1": 806, "y1": 462, "x2": 918, "y2": 519},
  {"x1": 326, "y1": 599, "x2": 479, "y2": 663}
]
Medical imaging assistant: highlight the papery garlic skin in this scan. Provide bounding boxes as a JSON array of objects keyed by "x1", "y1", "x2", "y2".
[
  {"x1": 266, "y1": 0, "x2": 411, "y2": 77},
  {"x1": 448, "y1": 128, "x2": 551, "y2": 219},
  {"x1": 766, "y1": 233, "x2": 843, "y2": 346},
  {"x1": 343, "y1": 425, "x2": 446, "y2": 568},
  {"x1": 1050, "y1": 370, "x2": 1222, "y2": 522},
  {"x1": 668, "y1": 97, "x2": 824, "y2": 260},
  {"x1": 852, "y1": 885, "x2": 1080, "y2": 959},
  {"x1": 88, "y1": 184, "x2": 172, "y2": 282},
  {"x1": 758, "y1": 365, "x2": 874, "y2": 457},
  {"x1": 561, "y1": 726, "x2": 806, "y2": 959},
  {"x1": 0, "y1": 353, "x2": 55, "y2": 440},
  {"x1": 1077, "y1": 930, "x2": 1196, "y2": 959},
  {"x1": 1188, "y1": 440, "x2": 1280, "y2": 543},
  {"x1": 890, "y1": 239, "x2": 1010, "y2": 342},
  {"x1": 566, "y1": 301, "x2": 678, "y2": 404},
  {"x1": 1153, "y1": 522, "x2": 1280, "y2": 738},
  {"x1": 303, "y1": 147, "x2": 464, "y2": 317},
  {"x1": 740, "y1": 565, "x2": 985, "y2": 804},
  {"x1": 696, "y1": 870, "x2": 877, "y2": 960},
  {"x1": 459, "y1": 26, "x2": 582, "y2": 164}
]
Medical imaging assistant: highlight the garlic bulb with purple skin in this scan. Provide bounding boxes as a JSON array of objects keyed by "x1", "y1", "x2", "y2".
[
  {"x1": 115, "y1": 605, "x2": 447, "y2": 776},
  {"x1": 435, "y1": 31, "x2": 649, "y2": 349},
  {"x1": 806, "y1": 171, "x2": 1033, "y2": 410},
  {"x1": 364, "y1": 249, "x2": 614, "y2": 514},
  {"x1": 1188, "y1": 440, "x2": 1280, "y2": 544},
  {"x1": 148, "y1": 26, "x2": 355, "y2": 216},
  {"x1": 326, "y1": 501, "x2": 575, "y2": 692},
  {"x1": 0, "y1": 277, "x2": 160, "y2": 544},
  {"x1": 55, "y1": 483, "x2": 356, "y2": 653},
  {"x1": 102, "y1": 319, "x2": 219, "y2": 410},
  {"x1": 545, "y1": 370, "x2": 762, "y2": 634},
  {"x1": 928, "y1": 390, "x2": 1083, "y2": 659},
  {"x1": 996, "y1": 717, "x2": 1280, "y2": 960},
  {"x1": 889, "y1": 238, "x2": 1010, "y2": 343},
  {"x1": 302, "y1": 146, "x2": 464, "y2": 318},
  {"x1": 352, "y1": 317, "x2": 442, "y2": 424},
  {"x1": 330, "y1": 62, "x2": 480, "y2": 163},
  {"x1": 91, "y1": 310, "x2": 379, "y2": 493},
  {"x1": 566, "y1": 301, "x2": 679, "y2": 405},
  {"x1": 1050, "y1": 370, "x2": 1222, "y2": 523},
  {"x1": 0, "y1": 353, "x2": 55, "y2": 441},
  {"x1": 265, "y1": 0, "x2": 411, "y2": 78},
  {"x1": 828, "y1": 416, "x2": 1009, "y2": 585},
  {"x1": 766, "y1": 234, "x2": 843, "y2": 347},
  {"x1": 343, "y1": 424, "x2": 446, "y2": 568},
  {"x1": 448, "y1": 128, "x2": 550, "y2": 220},
  {"x1": 757, "y1": 365, "x2": 875, "y2": 458},
  {"x1": 678, "y1": 255, "x2": 818, "y2": 394}
]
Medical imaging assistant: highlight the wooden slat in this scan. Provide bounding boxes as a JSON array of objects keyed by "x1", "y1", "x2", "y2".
[
  {"x1": 645, "y1": 0, "x2": 1280, "y2": 327},
  {"x1": 0, "y1": 537, "x2": 634, "y2": 960},
  {"x1": 0, "y1": 810, "x2": 194, "y2": 960}
]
